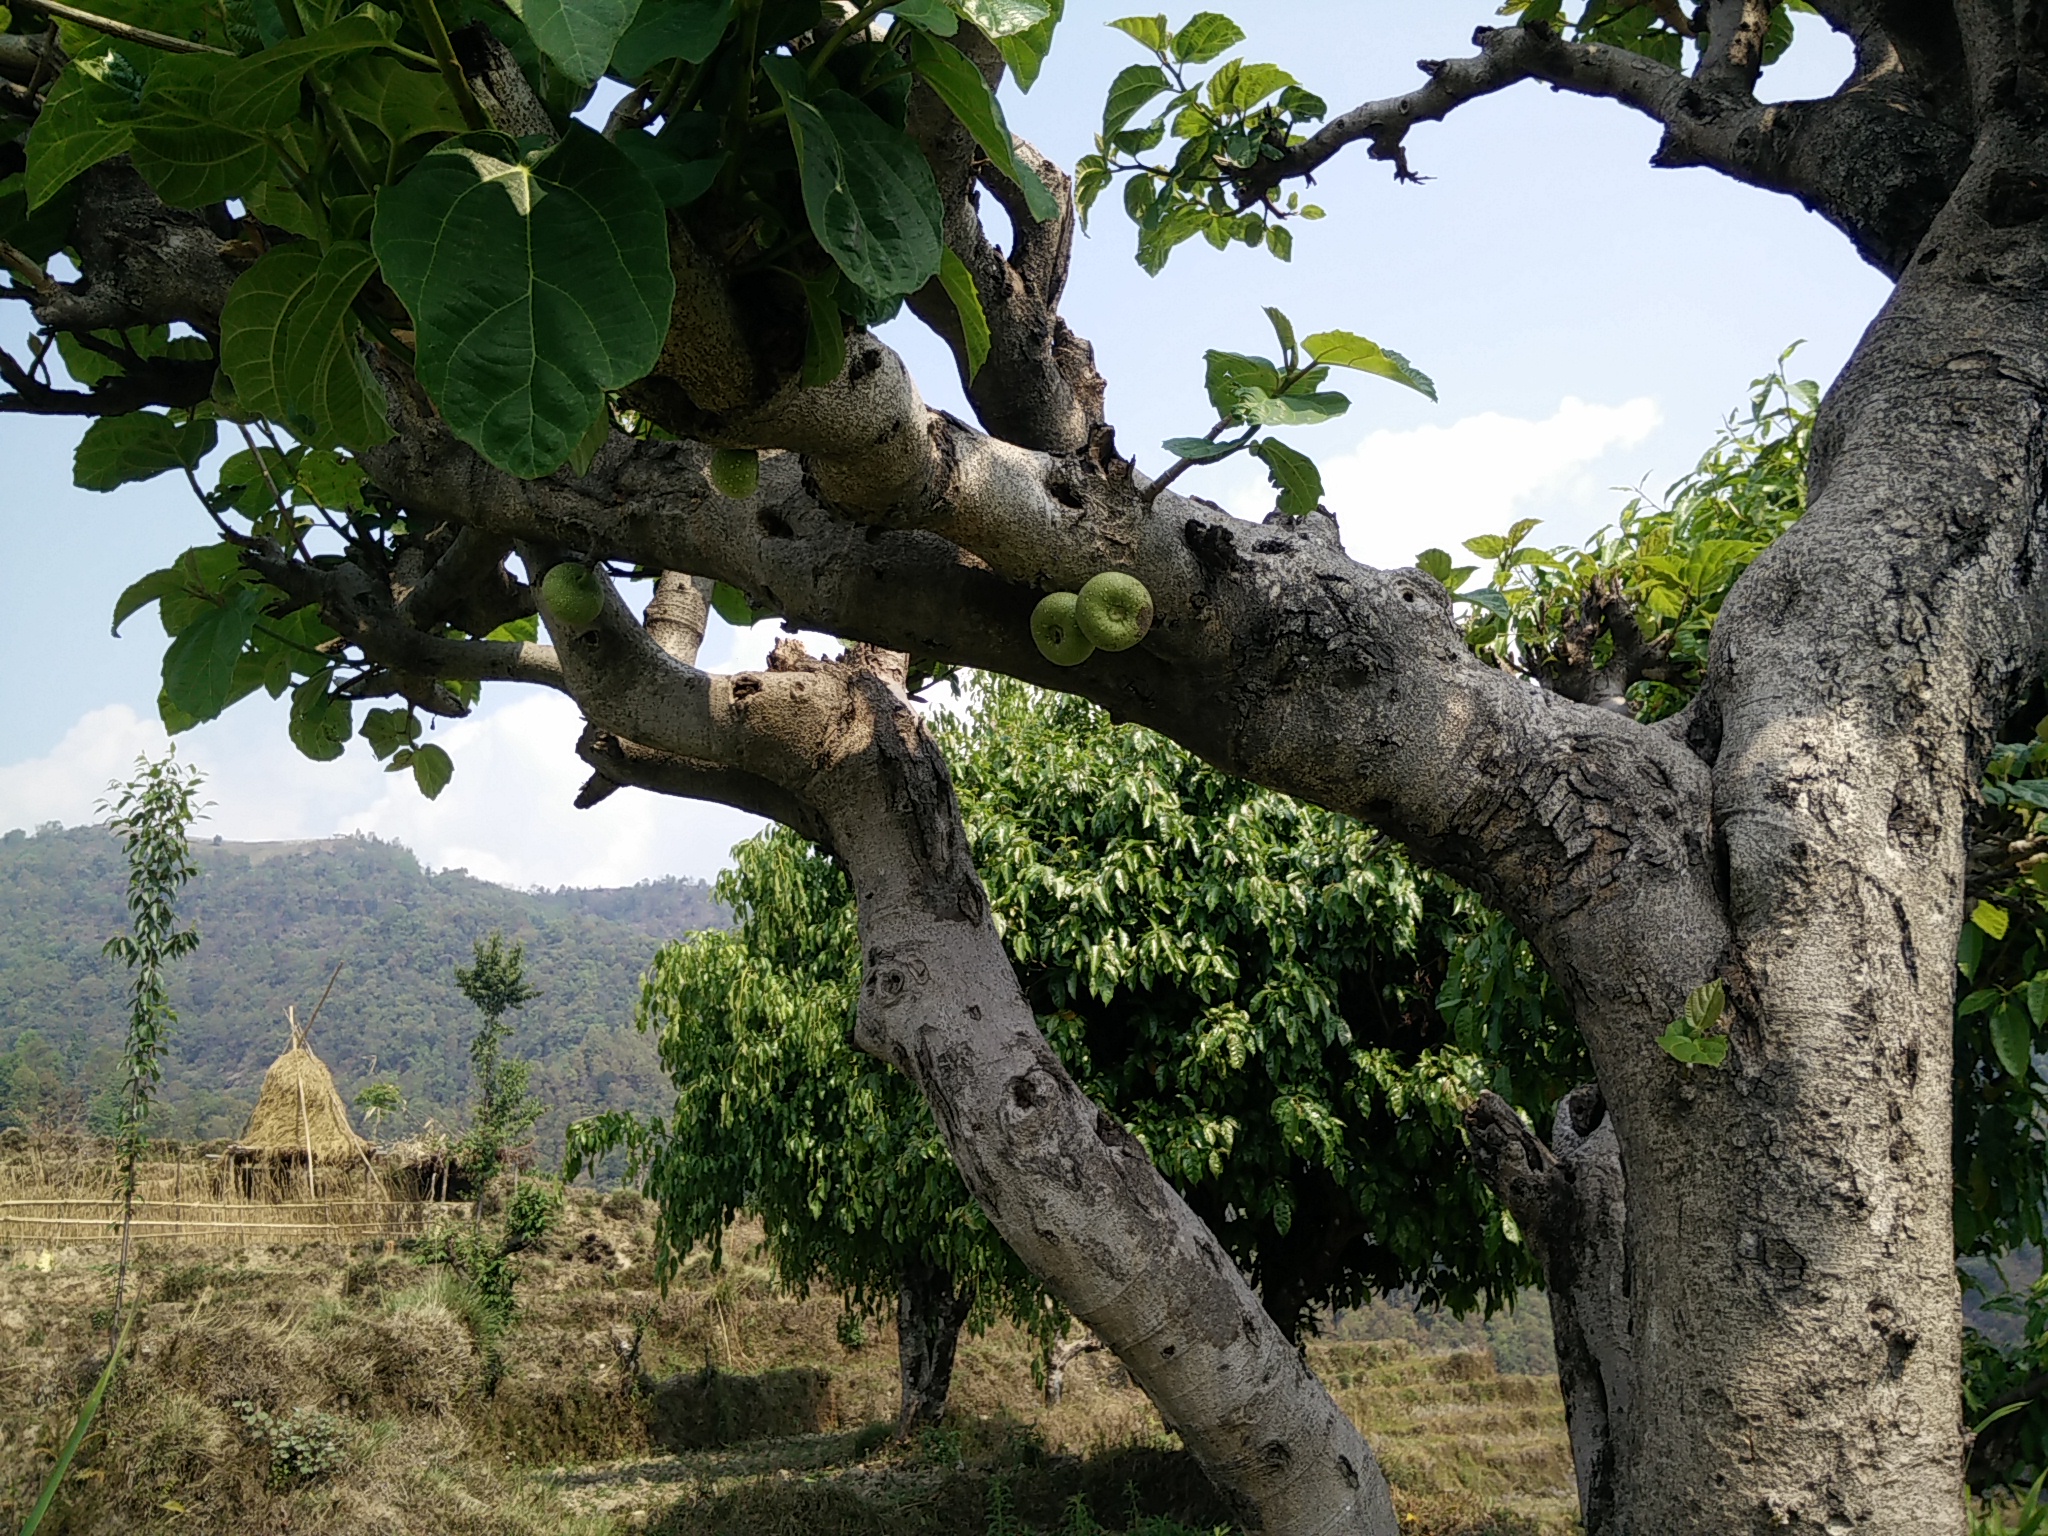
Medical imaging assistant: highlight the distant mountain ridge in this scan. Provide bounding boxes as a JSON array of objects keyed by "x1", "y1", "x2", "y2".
[{"x1": 0, "y1": 824, "x2": 726, "y2": 1155}]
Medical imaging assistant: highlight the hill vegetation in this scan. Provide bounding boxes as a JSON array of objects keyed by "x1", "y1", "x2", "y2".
[{"x1": 0, "y1": 824, "x2": 723, "y2": 1157}]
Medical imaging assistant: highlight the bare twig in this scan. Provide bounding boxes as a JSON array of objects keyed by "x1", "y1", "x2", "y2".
[{"x1": 10, "y1": 0, "x2": 233, "y2": 55}]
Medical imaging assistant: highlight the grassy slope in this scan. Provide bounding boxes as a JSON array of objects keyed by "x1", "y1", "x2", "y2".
[
  {"x1": 0, "y1": 825, "x2": 723, "y2": 1154},
  {"x1": 0, "y1": 1190, "x2": 1576, "y2": 1536}
]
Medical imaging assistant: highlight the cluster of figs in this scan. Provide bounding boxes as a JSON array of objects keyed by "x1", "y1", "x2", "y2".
[
  {"x1": 540, "y1": 559, "x2": 1157, "y2": 672},
  {"x1": 1031, "y1": 572, "x2": 1155, "y2": 666}
]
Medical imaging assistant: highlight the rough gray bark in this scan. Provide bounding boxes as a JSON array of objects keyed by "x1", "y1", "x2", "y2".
[
  {"x1": 896, "y1": 1261, "x2": 974, "y2": 1434},
  {"x1": 1467, "y1": 1087, "x2": 1630, "y2": 1532}
]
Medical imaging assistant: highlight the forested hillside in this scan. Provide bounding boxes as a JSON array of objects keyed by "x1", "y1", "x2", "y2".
[{"x1": 0, "y1": 824, "x2": 723, "y2": 1155}]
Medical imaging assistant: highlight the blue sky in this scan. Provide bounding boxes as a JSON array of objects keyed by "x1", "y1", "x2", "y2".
[{"x1": 0, "y1": 2, "x2": 1892, "y2": 886}]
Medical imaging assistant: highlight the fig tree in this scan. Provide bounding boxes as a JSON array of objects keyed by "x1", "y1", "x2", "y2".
[
  {"x1": 1074, "y1": 571, "x2": 1154, "y2": 652},
  {"x1": 1031, "y1": 592, "x2": 1095, "y2": 666}
]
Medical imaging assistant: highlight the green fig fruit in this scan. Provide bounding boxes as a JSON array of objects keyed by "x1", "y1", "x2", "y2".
[
  {"x1": 709, "y1": 447, "x2": 760, "y2": 499},
  {"x1": 1031, "y1": 592, "x2": 1095, "y2": 666},
  {"x1": 1074, "y1": 571, "x2": 1154, "y2": 652},
  {"x1": 540, "y1": 562, "x2": 605, "y2": 629}
]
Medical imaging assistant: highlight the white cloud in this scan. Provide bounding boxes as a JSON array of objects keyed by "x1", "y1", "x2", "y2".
[
  {"x1": 340, "y1": 692, "x2": 765, "y2": 889},
  {"x1": 0, "y1": 704, "x2": 167, "y2": 832},
  {"x1": 1210, "y1": 396, "x2": 1662, "y2": 569},
  {"x1": 0, "y1": 696, "x2": 765, "y2": 890}
]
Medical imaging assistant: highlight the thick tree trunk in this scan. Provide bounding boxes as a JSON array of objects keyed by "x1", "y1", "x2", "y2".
[
  {"x1": 896, "y1": 1261, "x2": 974, "y2": 1434},
  {"x1": 1477, "y1": 120, "x2": 2048, "y2": 1535},
  {"x1": 805, "y1": 663, "x2": 1400, "y2": 1535}
]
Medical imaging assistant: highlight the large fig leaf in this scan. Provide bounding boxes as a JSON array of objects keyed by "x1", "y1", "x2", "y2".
[
  {"x1": 764, "y1": 59, "x2": 943, "y2": 301},
  {"x1": 25, "y1": 54, "x2": 141, "y2": 209},
  {"x1": 128, "y1": 54, "x2": 267, "y2": 207},
  {"x1": 506, "y1": 0, "x2": 643, "y2": 84},
  {"x1": 281, "y1": 242, "x2": 392, "y2": 450},
  {"x1": 220, "y1": 244, "x2": 324, "y2": 424},
  {"x1": 372, "y1": 126, "x2": 673, "y2": 477}
]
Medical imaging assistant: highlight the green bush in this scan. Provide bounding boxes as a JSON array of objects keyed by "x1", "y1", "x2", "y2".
[{"x1": 233, "y1": 1401, "x2": 345, "y2": 1486}]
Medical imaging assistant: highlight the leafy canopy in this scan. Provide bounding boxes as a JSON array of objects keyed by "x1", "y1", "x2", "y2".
[{"x1": 575, "y1": 673, "x2": 1586, "y2": 1337}]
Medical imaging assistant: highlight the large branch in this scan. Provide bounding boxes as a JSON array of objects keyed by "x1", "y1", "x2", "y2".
[
  {"x1": 1241, "y1": 24, "x2": 1970, "y2": 277},
  {"x1": 360, "y1": 346, "x2": 1730, "y2": 1091},
  {"x1": 505, "y1": 588, "x2": 1403, "y2": 1531}
]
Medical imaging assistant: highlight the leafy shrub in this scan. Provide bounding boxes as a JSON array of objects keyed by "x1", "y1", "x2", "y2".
[
  {"x1": 1969, "y1": 1267, "x2": 2048, "y2": 1491},
  {"x1": 233, "y1": 1401, "x2": 345, "y2": 1486},
  {"x1": 1973, "y1": 1469, "x2": 2048, "y2": 1536}
]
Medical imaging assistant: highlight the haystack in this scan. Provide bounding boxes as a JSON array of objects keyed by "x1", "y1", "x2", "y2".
[{"x1": 238, "y1": 1014, "x2": 367, "y2": 1166}]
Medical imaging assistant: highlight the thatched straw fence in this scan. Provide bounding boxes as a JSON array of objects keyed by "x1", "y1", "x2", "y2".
[{"x1": 0, "y1": 1132, "x2": 468, "y2": 1247}]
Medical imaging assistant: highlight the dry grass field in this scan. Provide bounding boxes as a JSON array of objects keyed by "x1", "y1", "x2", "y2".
[{"x1": 0, "y1": 1186, "x2": 1577, "y2": 1536}]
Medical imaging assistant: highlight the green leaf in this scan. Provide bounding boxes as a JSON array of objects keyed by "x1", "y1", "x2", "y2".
[
  {"x1": 1251, "y1": 436, "x2": 1320, "y2": 517},
  {"x1": 1170, "y1": 11, "x2": 1243, "y2": 63},
  {"x1": 216, "y1": 10, "x2": 397, "y2": 133},
  {"x1": 1161, "y1": 435, "x2": 1239, "y2": 462},
  {"x1": 711, "y1": 580, "x2": 769, "y2": 626},
  {"x1": 798, "y1": 270, "x2": 847, "y2": 387},
  {"x1": 1302, "y1": 330, "x2": 1437, "y2": 401},
  {"x1": 128, "y1": 54, "x2": 268, "y2": 208},
  {"x1": 1202, "y1": 349, "x2": 1279, "y2": 417},
  {"x1": 1262, "y1": 305, "x2": 1296, "y2": 366},
  {"x1": 1657, "y1": 1026, "x2": 1730, "y2": 1068},
  {"x1": 764, "y1": 60, "x2": 945, "y2": 300},
  {"x1": 907, "y1": 32, "x2": 1057, "y2": 223},
  {"x1": 74, "y1": 412, "x2": 216, "y2": 491},
  {"x1": 1415, "y1": 547, "x2": 1454, "y2": 585},
  {"x1": 936, "y1": 247, "x2": 991, "y2": 379},
  {"x1": 1107, "y1": 14, "x2": 1169, "y2": 52},
  {"x1": 361, "y1": 705, "x2": 422, "y2": 760},
  {"x1": 372, "y1": 126, "x2": 675, "y2": 477},
  {"x1": 1959, "y1": 987, "x2": 2003, "y2": 1018},
  {"x1": 506, "y1": 0, "x2": 643, "y2": 84},
  {"x1": 612, "y1": 121, "x2": 724, "y2": 207},
  {"x1": 611, "y1": 0, "x2": 732, "y2": 79},
  {"x1": 1463, "y1": 533, "x2": 1507, "y2": 560},
  {"x1": 889, "y1": 0, "x2": 958, "y2": 34},
  {"x1": 288, "y1": 674, "x2": 353, "y2": 761},
  {"x1": 994, "y1": 0, "x2": 1061, "y2": 89},
  {"x1": 1683, "y1": 979, "x2": 1727, "y2": 1034},
  {"x1": 953, "y1": 0, "x2": 1051, "y2": 38},
  {"x1": 410, "y1": 742, "x2": 455, "y2": 799},
  {"x1": 162, "y1": 588, "x2": 261, "y2": 723},
  {"x1": 1210, "y1": 59, "x2": 1292, "y2": 110},
  {"x1": 26, "y1": 55, "x2": 140, "y2": 209},
  {"x1": 1974, "y1": 900, "x2": 2012, "y2": 941},
  {"x1": 220, "y1": 243, "x2": 322, "y2": 421},
  {"x1": 2029, "y1": 976, "x2": 2048, "y2": 1027},
  {"x1": 331, "y1": 54, "x2": 468, "y2": 148},
  {"x1": 296, "y1": 448, "x2": 367, "y2": 510},
  {"x1": 111, "y1": 566, "x2": 186, "y2": 636},
  {"x1": 282, "y1": 241, "x2": 392, "y2": 450},
  {"x1": 1233, "y1": 386, "x2": 1349, "y2": 427},
  {"x1": 1459, "y1": 587, "x2": 1510, "y2": 621},
  {"x1": 1993, "y1": 1001, "x2": 2034, "y2": 1080},
  {"x1": 1102, "y1": 62, "x2": 1170, "y2": 136}
]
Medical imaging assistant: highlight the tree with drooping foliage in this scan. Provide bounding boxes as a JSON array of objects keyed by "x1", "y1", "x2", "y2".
[{"x1": 15, "y1": 0, "x2": 2048, "y2": 1526}]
